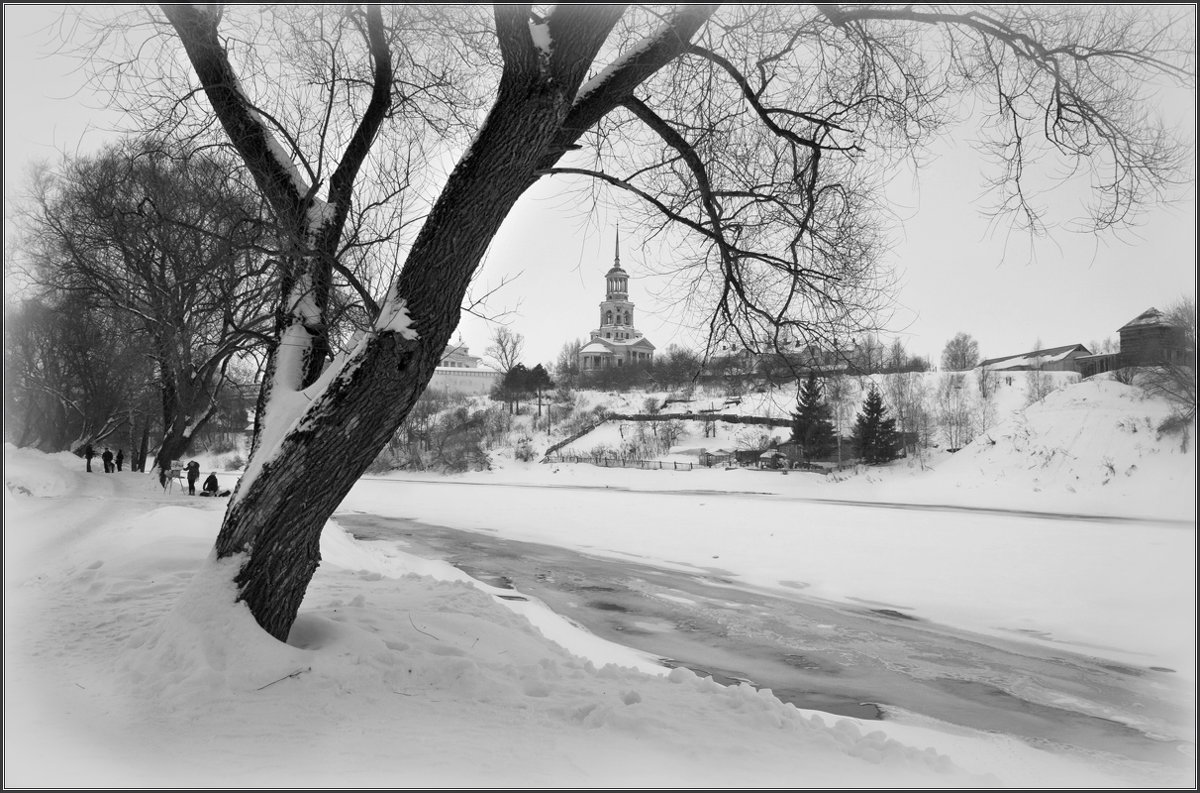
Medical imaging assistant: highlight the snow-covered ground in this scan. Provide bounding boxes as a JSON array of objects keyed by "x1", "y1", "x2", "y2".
[{"x1": 4, "y1": 377, "x2": 1196, "y2": 787}]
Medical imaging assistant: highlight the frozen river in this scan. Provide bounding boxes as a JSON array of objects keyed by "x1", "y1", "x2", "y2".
[{"x1": 337, "y1": 498, "x2": 1194, "y2": 784}]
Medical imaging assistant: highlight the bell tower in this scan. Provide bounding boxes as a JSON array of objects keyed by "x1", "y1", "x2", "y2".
[
  {"x1": 599, "y1": 229, "x2": 635, "y2": 330},
  {"x1": 577, "y1": 229, "x2": 656, "y2": 373}
]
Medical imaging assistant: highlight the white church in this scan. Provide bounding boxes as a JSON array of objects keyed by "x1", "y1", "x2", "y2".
[{"x1": 578, "y1": 233, "x2": 656, "y2": 372}]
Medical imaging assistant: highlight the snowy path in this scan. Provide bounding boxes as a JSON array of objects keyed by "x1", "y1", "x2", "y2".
[{"x1": 338, "y1": 511, "x2": 1195, "y2": 782}]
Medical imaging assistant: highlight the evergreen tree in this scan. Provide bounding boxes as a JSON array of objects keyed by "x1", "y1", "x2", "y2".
[
  {"x1": 790, "y1": 372, "x2": 837, "y2": 461},
  {"x1": 852, "y1": 386, "x2": 899, "y2": 464},
  {"x1": 527, "y1": 364, "x2": 554, "y2": 418},
  {"x1": 492, "y1": 364, "x2": 530, "y2": 414}
]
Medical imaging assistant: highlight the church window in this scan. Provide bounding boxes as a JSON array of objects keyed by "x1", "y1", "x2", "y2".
[{"x1": 605, "y1": 310, "x2": 613, "y2": 325}]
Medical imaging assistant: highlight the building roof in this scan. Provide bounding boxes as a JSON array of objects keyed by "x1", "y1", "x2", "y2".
[
  {"x1": 977, "y1": 344, "x2": 1091, "y2": 370},
  {"x1": 1118, "y1": 307, "x2": 1166, "y2": 331},
  {"x1": 583, "y1": 336, "x2": 656, "y2": 354}
]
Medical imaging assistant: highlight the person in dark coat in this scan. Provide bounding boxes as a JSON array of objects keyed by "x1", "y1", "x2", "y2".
[
  {"x1": 201, "y1": 472, "x2": 220, "y2": 496},
  {"x1": 101, "y1": 448, "x2": 114, "y2": 473},
  {"x1": 84, "y1": 444, "x2": 95, "y2": 473},
  {"x1": 185, "y1": 460, "x2": 201, "y2": 495},
  {"x1": 115, "y1": 449, "x2": 124, "y2": 472}
]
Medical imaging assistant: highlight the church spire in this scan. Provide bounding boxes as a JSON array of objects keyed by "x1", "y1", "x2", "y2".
[{"x1": 614, "y1": 227, "x2": 620, "y2": 268}]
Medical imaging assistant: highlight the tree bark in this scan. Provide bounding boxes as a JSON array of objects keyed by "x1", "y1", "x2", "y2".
[
  {"x1": 168, "y1": 3, "x2": 711, "y2": 642},
  {"x1": 215, "y1": 47, "x2": 588, "y2": 641}
]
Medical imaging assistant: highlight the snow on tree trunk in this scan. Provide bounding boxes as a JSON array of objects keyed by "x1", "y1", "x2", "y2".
[{"x1": 216, "y1": 75, "x2": 573, "y2": 641}]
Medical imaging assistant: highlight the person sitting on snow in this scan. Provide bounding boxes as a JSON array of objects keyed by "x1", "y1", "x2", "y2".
[{"x1": 200, "y1": 472, "x2": 231, "y2": 497}]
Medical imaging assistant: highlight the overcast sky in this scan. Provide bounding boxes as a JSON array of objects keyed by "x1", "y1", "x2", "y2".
[{"x1": 5, "y1": 5, "x2": 1196, "y2": 371}]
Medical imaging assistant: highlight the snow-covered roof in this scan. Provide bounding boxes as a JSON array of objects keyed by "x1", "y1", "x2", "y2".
[
  {"x1": 583, "y1": 337, "x2": 656, "y2": 354},
  {"x1": 978, "y1": 344, "x2": 1090, "y2": 370},
  {"x1": 1118, "y1": 307, "x2": 1166, "y2": 331}
]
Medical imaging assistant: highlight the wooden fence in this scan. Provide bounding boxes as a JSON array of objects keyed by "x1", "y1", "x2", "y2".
[{"x1": 543, "y1": 453, "x2": 695, "y2": 471}]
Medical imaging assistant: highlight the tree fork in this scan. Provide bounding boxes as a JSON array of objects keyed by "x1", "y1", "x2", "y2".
[{"x1": 215, "y1": 59, "x2": 588, "y2": 642}]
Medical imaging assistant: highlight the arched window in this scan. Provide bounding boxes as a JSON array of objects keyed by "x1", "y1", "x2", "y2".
[
  {"x1": 623, "y1": 311, "x2": 630, "y2": 325},
  {"x1": 605, "y1": 310, "x2": 613, "y2": 325}
]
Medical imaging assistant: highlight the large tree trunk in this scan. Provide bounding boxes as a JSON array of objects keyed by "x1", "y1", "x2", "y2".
[
  {"x1": 165, "y1": 3, "x2": 707, "y2": 642},
  {"x1": 215, "y1": 69, "x2": 574, "y2": 642}
]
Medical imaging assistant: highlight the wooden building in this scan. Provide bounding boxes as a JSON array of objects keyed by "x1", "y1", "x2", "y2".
[
  {"x1": 1116, "y1": 308, "x2": 1191, "y2": 366},
  {"x1": 1078, "y1": 307, "x2": 1192, "y2": 378},
  {"x1": 977, "y1": 344, "x2": 1092, "y2": 374}
]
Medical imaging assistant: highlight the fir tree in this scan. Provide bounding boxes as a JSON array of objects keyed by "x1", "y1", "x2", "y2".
[
  {"x1": 791, "y1": 372, "x2": 837, "y2": 461},
  {"x1": 853, "y1": 386, "x2": 899, "y2": 464}
]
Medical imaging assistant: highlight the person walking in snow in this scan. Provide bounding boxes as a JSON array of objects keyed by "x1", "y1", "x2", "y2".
[
  {"x1": 115, "y1": 449, "x2": 124, "y2": 472},
  {"x1": 185, "y1": 460, "x2": 201, "y2": 495},
  {"x1": 101, "y1": 448, "x2": 114, "y2": 473},
  {"x1": 84, "y1": 444, "x2": 95, "y2": 473}
]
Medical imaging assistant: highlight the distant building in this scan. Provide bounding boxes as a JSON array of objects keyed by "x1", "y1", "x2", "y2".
[
  {"x1": 428, "y1": 343, "x2": 502, "y2": 395},
  {"x1": 438, "y1": 344, "x2": 483, "y2": 368},
  {"x1": 977, "y1": 343, "x2": 1093, "y2": 374},
  {"x1": 578, "y1": 232, "x2": 656, "y2": 372},
  {"x1": 1077, "y1": 307, "x2": 1193, "y2": 378}
]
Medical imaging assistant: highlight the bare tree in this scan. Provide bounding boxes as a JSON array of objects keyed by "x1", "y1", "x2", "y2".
[
  {"x1": 75, "y1": 4, "x2": 1197, "y2": 640},
  {"x1": 555, "y1": 339, "x2": 583, "y2": 383},
  {"x1": 941, "y1": 332, "x2": 981, "y2": 372},
  {"x1": 1025, "y1": 337, "x2": 1055, "y2": 405},
  {"x1": 3, "y1": 294, "x2": 155, "y2": 453},
  {"x1": 823, "y1": 372, "x2": 854, "y2": 464},
  {"x1": 885, "y1": 339, "x2": 907, "y2": 374},
  {"x1": 15, "y1": 139, "x2": 273, "y2": 465},
  {"x1": 975, "y1": 366, "x2": 999, "y2": 433},
  {"x1": 486, "y1": 326, "x2": 526, "y2": 373},
  {"x1": 935, "y1": 372, "x2": 976, "y2": 450},
  {"x1": 883, "y1": 369, "x2": 927, "y2": 457}
]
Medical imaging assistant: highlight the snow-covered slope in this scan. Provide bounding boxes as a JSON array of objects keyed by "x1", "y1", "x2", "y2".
[{"x1": 928, "y1": 377, "x2": 1195, "y2": 518}]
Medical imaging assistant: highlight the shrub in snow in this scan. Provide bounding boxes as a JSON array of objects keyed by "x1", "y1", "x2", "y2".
[{"x1": 514, "y1": 437, "x2": 536, "y2": 462}]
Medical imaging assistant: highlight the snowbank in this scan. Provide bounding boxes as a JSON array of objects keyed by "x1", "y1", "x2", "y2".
[{"x1": 932, "y1": 378, "x2": 1195, "y2": 518}]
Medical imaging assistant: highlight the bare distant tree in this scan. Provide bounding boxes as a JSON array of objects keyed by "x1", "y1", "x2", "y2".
[
  {"x1": 1025, "y1": 338, "x2": 1055, "y2": 405},
  {"x1": 75, "y1": 4, "x2": 1195, "y2": 640},
  {"x1": 883, "y1": 369, "x2": 928, "y2": 457},
  {"x1": 555, "y1": 339, "x2": 583, "y2": 382},
  {"x1": 936, "y1": 372, "x2": 976, "y2": 449},
  {"x1": 1089, "y1": 336, "x2": 1120, "y2": 355},
  {"x1": 885, "y1": 339, "x2": 908, "y2": 373},
  {"x1": 486, "y1": 326, "x2": 526, "y2": 374},
  {"x1": 852, "y1": 334, "x2": 888, "y2": 376},
  {"x1": 15, "y1": 139, "x2": 273, "y2": 465},
  {"x1": 3, "y1": 295, "x2": 154, "y2": 452},
  {"x1": 823, "y1": 372, "x2": 854, "y2": 463},
  {"x1": 941, "y1": 333, "x2": 981, "y2": 372},
  {"x1": 975, "y1": 367, "x2": 999, "y2": 432}
]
